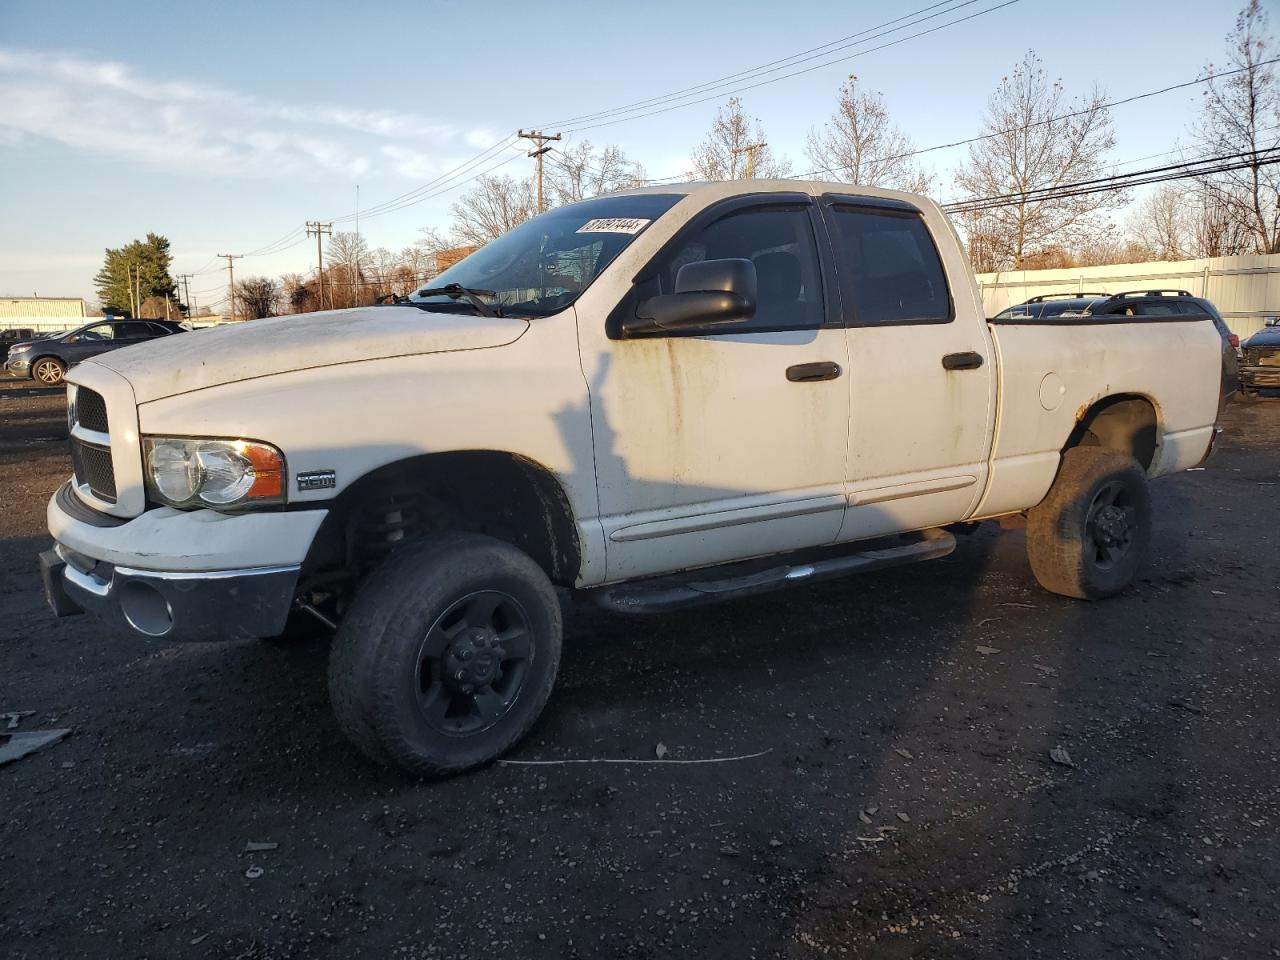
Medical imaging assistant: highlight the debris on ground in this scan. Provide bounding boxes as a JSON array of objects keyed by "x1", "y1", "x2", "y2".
[
  {"x1": 244, "y1": 866, "x2": 264, "y2": 879},
  {"x1": 975, "y1": 645, "x2": 1001, "y2": 656},
  {"x1": 1033, "y1": 663, "x2": 1058, "y2": 676},
  {"x1": 896, "y1": 811, "x2": 911, "y2": 823},
  {"x1": 2, "y1": 710, "x2": 35, "y2": 730},
  {"x1": 1168, "y1": 698, "x2": 1204, "y2": 715},
  {"x1": 894, "y1": 748, "x2": 914, "y2": 760},
  {"x1": 244, "y1": 841, "x2": 279, "y2": 853},
  {"x1": 654, "y1": 742, "x2": 668, "y2": 759},
  {"x1": 1049, "y1": 746, "x2": 1075, "y2": 768},
  {"x1": 0, "y1": 728, "x2": 71, "y2": 766},
  {"x1": 858, "y1": 810, "x2": 872, "y2": 825}
]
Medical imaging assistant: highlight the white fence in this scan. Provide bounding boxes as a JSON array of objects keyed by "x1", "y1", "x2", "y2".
[{"x1": 977, "y1": 253, "x2": 1280, "y2": 339}]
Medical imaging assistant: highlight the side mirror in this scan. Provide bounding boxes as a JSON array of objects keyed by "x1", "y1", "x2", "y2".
[
  {"x1": 1266, "y1": 316, "x2": 1279, "y2": 327},
  {"x1": 624, "y1": 258, "x2": 757, "y2": 335}
]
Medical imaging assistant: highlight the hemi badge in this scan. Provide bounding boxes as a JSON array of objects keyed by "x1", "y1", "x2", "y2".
[{"x1": 296, "y1": 470, "x2": 337, "y2": 491}]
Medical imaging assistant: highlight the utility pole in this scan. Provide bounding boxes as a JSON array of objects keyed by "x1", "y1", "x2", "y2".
[
  {"x1": 306, "y1": 221, "x2": 333, "y2": 310},
  {"x1": 130, "y1": 263, "x2": 140, "y2": 317},
  {"x1": 518, "y1": 129, "x2": 562, "y2": 213},
  {"x1": 176, "y1": 274, "x2": 194, "y2": 320},
  {"x1": 731, "y1": 142, "x2": 766, "y2": 179},
  {"x1": 216, "y1": 253, "x2": 243, "y2": 322}
]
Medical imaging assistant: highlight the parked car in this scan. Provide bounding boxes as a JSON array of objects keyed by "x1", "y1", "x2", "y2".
[
  {"x1": 1239, "y1": 316, "x2": 1280, "y2": 397},
  {"x1": 39, "y1": 182, "x2": 1225, "y2": 777},
  {"x1": 993, "y1": 293, "x2": 1110, "y2": 319},
  {"x1": 5, "y1": 319, "x2": 186, "y2": 386},
  {"x1": 0, "y1": 327, "x2": 37, "y2": 357}
]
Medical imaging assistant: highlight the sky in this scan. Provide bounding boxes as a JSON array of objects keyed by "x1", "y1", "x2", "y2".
[{"x1": 0, "y1": 0, "x2": 1252, "y2": 309}]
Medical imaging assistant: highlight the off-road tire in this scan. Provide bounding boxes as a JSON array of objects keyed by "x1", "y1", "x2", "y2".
[
  {"x1": 1026, "y1": 447, "x2": 1151, "y2": 600},
  {"x1": 32, "y1": 357, "x2": 65, "y2": 386},
  {"x1": 328, "y1": 532, "x2": 562, "y2": 777}
]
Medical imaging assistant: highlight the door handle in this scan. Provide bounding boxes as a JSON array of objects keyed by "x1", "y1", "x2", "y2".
[
  {"x1": 786, "y1": 361, "x2": 842, "y2": 382},
  {"x1": 941, "y1": 351, "x2": 984, "y2": 371}
]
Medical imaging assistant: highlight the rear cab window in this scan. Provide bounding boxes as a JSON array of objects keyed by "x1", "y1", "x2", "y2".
[{"x1": 821, "y1": 199, "x2": 952, "y2": 325}]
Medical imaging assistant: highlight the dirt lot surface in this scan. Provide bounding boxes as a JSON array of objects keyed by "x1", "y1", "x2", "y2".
[{"x1": 1, "y1": 382, "x2": 1278, "y2": 959}]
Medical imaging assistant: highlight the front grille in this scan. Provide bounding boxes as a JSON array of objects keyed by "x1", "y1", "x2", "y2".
[
  {"x1": 1243, "y1": 345, "x2": 1280, "y2": 366},
  {"x1": 76, "y1": 387, "x2": 109, "y2": 432},
  {"x1": 70, "y1": 438, "x2": 116, "y2": 502}
]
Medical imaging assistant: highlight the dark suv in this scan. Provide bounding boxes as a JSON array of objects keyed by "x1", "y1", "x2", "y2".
[{"x1": 5, "y1": 319, "x2": 185, "y2": 386}]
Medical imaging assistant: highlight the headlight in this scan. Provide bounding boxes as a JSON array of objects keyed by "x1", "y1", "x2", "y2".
[
  {"x1": 10, "y1": 344, "x2": 31, "y2": 354},
  {"x1": 143, "y1": 437, "x2": 285, "y2": 509}
]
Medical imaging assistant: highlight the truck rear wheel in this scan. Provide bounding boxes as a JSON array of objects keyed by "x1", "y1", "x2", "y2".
[
  {"x1": 328, "y1": 532, "x2": 562, "y2": 777},
  {"x1": 1026, "y1": 447, "x2": 1151, "y2": 600}
]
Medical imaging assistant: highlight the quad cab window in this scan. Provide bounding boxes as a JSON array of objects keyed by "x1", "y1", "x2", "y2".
[
  {"x1": 826, "y1": 205, "x2": 952, "y2": 325},
  {"x1": 647, "y1": 204, "x2": 825, "y2": 333}
]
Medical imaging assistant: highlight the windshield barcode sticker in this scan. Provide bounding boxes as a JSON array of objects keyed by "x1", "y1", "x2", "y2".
[{"x1": 577, "y1": 218, "x2": 651, "y2": 235}]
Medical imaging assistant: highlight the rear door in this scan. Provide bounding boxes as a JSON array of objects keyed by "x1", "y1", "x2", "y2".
[{"x1": 819, "y1": 196, "x2": 996, "y2": 541}]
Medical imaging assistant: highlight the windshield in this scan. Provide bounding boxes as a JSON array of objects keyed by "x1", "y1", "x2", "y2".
[{"x1": 410, "y1": 193, "x2": 684, "y2": 317}]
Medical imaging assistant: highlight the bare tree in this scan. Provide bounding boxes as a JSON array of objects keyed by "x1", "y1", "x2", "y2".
[
  {"x1": 448, "y1": 174, "x2": 537, "y2": 247},
  {"x1": 1127, "y1": 185, "x2": 1190, "y2": 260},
  {"x1": 954, "y1": 51, "x2": 1122, "y2": 269},
  {"x1": 279, "y1": 272, "x2": 315, "y2": 314},
  {"x1": 1188, "y1": 183, "x2": 1257, "y2": 256},
  {"x1": 805, "y1": 77, "x2": 933, "y2": 193},
  {"x1": 1193, "y1": 0, "x2": 1280, "y2": 254},
  {"x1": 235, "y1": 277, "x2": 281, "y2": 319},
  {"x1": 1074, "y1": 235, "x2": 1155, "y2": 267},
  {"x1": 547, "y1": 141, "x2": 646, "y2": 204},
  {"x1": 690, "y1": 97, "x2": 791, "y2": 180}
]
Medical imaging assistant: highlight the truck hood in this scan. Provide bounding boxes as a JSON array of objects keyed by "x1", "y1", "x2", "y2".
[{"x1": 89, "y1": 306, "x2": 529, "y2": 403}]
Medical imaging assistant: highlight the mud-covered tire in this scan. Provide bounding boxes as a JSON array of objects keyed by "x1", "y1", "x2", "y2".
[
  {"x1": 328, "y1": 532, "x2": 562, "y2": 777},
  {"x1": 31, "y1": 357, "x2": 65, "y2": 386},
  {"x1": 1026, "y1": 447, "x2": 1151, "y2": 600}
]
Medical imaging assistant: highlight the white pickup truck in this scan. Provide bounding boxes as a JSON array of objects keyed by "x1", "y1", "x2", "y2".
[{"x1": 42, "y1": 181, "x2": 1225, "y2": 776}]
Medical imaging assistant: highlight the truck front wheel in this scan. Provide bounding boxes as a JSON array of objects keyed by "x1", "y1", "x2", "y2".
[
  {"x1": 1026, "y1": 447, "x2": 1152, "y2": 600},
  {"x1": 328, "y1": 532, "x2": 563, "y2": 777}
]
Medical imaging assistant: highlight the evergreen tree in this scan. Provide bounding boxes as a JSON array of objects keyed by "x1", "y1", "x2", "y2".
[{"x1": 93, "y1": 233, "x2": 178, "y2": 316}]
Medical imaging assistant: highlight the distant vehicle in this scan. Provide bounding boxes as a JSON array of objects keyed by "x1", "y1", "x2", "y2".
[
  {"x1": 995, "y1": 290, "x2": 1240, "y2": 405},
  {"x1": 1239, "y1": 316, "x2": 1280, "y2": 398},
  {"x1": 993, "y1": 293, "x2": 1110, "y2": 319},
  {"x1": 5, "y1": 319, "x2": 186, "y2": 386}
]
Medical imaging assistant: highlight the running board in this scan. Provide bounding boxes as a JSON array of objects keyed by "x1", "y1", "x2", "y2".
[{"x1": 588, "y1": 528, "x2": 956, "y2": 615}]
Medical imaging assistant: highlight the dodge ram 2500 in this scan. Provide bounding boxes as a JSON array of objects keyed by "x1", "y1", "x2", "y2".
[{"x1": 41, "y1": 181, "x2": 1225, "y2": 776}]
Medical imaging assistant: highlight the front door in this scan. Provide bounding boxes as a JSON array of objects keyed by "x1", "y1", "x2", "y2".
[
  {"x1": 579, "y1": 198, "x2": 852, "y2": 582},
  {"x1": 819, "y1": 197, "x2": 996, "y2": 541}
]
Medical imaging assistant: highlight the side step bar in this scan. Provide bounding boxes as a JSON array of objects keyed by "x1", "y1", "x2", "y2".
[{"x1": 589, "y1": 528, "x2": 956, "y2": 615}]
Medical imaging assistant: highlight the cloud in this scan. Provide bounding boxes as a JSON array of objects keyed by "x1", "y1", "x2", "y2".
[{"x1": 0, "y1": 49, "x2": 497, "y2": 181}]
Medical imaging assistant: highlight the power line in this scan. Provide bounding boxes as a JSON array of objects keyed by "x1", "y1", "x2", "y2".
[
  {"x1": 944, "y1": 149, "x2": 1280, "y2": 214},
  {"x1": 540, "y1": 0, "x2": 994, "y2": 130},
  {"x1": 795, "y1": 55, "x2": 1280, "y2": 180},
  {"x1": 559, "y1": 0, "x2": 1024, "y2": 134}
]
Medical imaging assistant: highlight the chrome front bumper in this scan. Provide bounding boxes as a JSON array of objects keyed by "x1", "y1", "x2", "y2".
[{"x1": 40, "y1": 546, "x2": 299, "y2": 642}]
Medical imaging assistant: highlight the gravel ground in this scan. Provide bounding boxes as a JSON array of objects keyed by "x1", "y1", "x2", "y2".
[{"x1": 1, "y1": 381, "x2": 1278, "y2": 959}]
